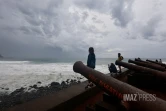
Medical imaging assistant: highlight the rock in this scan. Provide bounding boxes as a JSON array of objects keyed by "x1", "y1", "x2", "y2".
[
  {"x1": 61, "y1": 81, "x2": 66, "y2": 85},
  {"x1": 37, "y1": 81, "x2": 41, "y2": 84},
  {"x1": 50, "y1": 82, "x2": 61, "y2": 90},
  {"x1": 20, "y1": 87, "x2": 25, "y2": 90},
  {"x1": 11, "y1": 87, "x2": 25, "y2": 96},
  {"x1": 5, "y1": 88, "x2": 9, "y2": 90},
  {"x1": 66, "y1": 79, "x2": 70, "y2": 83},
  {"x1": 50, "y1": 82, "x2": 60, "y2": 87},
  {"x1": 19, "y1": 87, "x2": 25, "y2": 92},
  {"x1": 32, "y1": 85, "x2": 37, "y2": 89},
  {"x1": 0, "y1": 80, "x2": 82, "y2": 110},
  {"x1": 38, "y1": 86, "x2": 45, "y2": 90},
  {"x1": 70, "y1": 79, "x2": 74, "y2": 83},
  {"x1": 61, "y1": 81, "x2": 68, "y2": 87}
]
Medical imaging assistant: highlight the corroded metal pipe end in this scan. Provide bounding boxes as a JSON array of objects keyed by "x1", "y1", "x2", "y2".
[
  {"x1": 146, "y1": 59, "x2": 166, "y2": 67},
  {"x1": 73, "y1": 61, "x2": 84, "y2": 73}
]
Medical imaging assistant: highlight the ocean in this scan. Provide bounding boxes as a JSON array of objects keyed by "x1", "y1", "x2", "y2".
[{"x1": 0, "y1": 58, "x2": 166, "y2": 93}]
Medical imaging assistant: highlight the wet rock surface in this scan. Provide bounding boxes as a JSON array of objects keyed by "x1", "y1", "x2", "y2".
[{"x1": 0, "y1": 79, "x2": 81, "y2": 110}]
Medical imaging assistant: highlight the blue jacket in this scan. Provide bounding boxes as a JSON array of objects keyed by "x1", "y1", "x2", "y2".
[{"x1": 87, "y1": 53, "x2": 96, "y2": 69}]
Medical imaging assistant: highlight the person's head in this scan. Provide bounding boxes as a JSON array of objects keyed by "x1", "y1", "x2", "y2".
[
  {"x1": 118, "y1": 53, "x2": 121, "y2": 57},
  {"x1": 89, "y1": 47, "x2": 94, "y2": 54}
]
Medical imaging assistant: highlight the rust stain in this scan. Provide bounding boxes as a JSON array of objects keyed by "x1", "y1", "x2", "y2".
[{"x1": 89, "y1": 74, "x2": 123, "y2": 100}]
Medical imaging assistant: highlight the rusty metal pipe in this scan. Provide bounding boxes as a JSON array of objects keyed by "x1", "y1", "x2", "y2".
[
  {"x1": 129, "y1": 59, "x2": 166, "y2": 71},
  {"x1": 73, "y1": 61, "x2": 166, "y2": 111},
  {"x1": 146, "y1": 59, "x2": 166, "y2": 67},
  {"x1": 135, "y1": 58, "x2": 150, "y2": 63},
  {"x1": 135, "y1": 58, "x2": 165, "y2": 68},
  {"x1": 116, "y1": 60, "x2": 166, "y2": 81}
]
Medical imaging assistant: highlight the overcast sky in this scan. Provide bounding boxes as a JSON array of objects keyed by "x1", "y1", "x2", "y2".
[{"x1": 0, "y1": 0, "x2": 166, "y2": 59}]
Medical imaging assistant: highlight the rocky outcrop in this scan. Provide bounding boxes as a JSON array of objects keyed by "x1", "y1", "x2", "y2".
[{"x1": 0, "y1": 79, "x2": 81, "y2": 110}]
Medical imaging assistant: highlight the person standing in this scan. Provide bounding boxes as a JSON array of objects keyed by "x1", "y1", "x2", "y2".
[
  {"x1": 85, "y1": 47, "x2": 96, "y2": 89},
  {"x1": 117, "y1": 53, "x2": 123, "y2": 73},
  {"x1": 159, "y1": 59, "x2": 162, "y2": 63}
]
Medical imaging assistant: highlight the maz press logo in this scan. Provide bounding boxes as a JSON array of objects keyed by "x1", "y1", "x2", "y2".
[{"x1": 123, "y1": 92, "x2": 156, "y2": 101}]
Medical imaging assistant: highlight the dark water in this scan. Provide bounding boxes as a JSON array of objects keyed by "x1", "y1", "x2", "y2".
[{"x1": 1, "y1": 57, "x2": 166, "y2": 65}]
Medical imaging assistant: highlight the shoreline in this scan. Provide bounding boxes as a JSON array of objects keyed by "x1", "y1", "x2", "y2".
[{"x1": 0, "y1": 78, "x2": 83, "y2": 110}]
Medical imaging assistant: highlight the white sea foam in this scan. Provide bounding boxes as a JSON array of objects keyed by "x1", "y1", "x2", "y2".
[
  {"x1": 163, "y1": 62, "x2": 166, "y2": 64},
  {"x1": 1, "y1": 60, "x2": 165, "y2": 93},
  {"x1": 0, "y1": 61, "x2": 30, "y2": 64},
  {"x1": 0, "y1": 61, "x2": 109, "y2": 93}
]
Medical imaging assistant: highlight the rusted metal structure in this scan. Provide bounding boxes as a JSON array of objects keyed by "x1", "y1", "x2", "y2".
[
  {"x1": 146, "y1": 59, "x2": 166, "y2": 67},
  {"x1": 73, "y1": 61, "x2": 166, "y2": 111},
  {"x1": 116, "y1": 60, "x2": 166, "y2": 81},
  {"x1": 128, "y1": 59, "x2": 166, "y2": 71},
  {"x1": 135, "y1": 58, "x2": 151, "y2": 63},
  {"x1": 135, "y1": 58, "x2": 165, "y2": 68}
]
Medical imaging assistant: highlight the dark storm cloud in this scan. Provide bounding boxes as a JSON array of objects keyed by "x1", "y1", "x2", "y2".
[
  {"x1": 127, "y1": 15, "x2": 164, "y2": 42},
  {"x1": 0, "y1": 0, "x2": 91, "y2": 58},
  {"x1": 0, "y1": 0, "x2": 166, "y2": 58},
  {"x1": 19, "y1": 26, "x2": 31, "y2": 34},
  {"x1": 1, "y1": 26, "x2": 15, "y2": 32},
  {"x1": 0, "y1": 28, "x2": 81, "y2": 59},
  {"x1": 74, "y1": 0, "x2": 134, "y2": 27},
  {"x1": 17, "y1": 5, "x2": 35, "y2": 17},
  {"x1": 30, "y1": 26, "x2": 43, "y2": 36},
  {"x1": 0, "y1": 16, "x2": 3, "y2": 19},
  {"x1": 74, "y1": 0, "x2": 109, "y2": 13},
  {"x1": 16, "y1": 0, "x2": 63, "y2": 37},
  {"x1": 141, "y1": 16, "x2": 161, "y2": 39},
  {"x1": 109, "y1": 0, "x2": 134, "y2": 27},
  {"x1": 91, "y1": 16, "x2": 103, "y2": 24},
  {"x1": 82, "y1": 11, "x2": 89, "y2": 22},
  {"x1": 25, "y1": 16, "x2": 41, "y2": 26}
]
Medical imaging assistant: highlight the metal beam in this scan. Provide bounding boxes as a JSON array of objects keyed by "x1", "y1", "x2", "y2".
[
  {"x1": 73, "y1": 61, "x2": 166, "y2": 111},
  {"x1": 129, "y1": 59, "x2": 166, "y2": 71},
  {"x1": 146, "y1": 59, "x2": 166, "y2": 67}
]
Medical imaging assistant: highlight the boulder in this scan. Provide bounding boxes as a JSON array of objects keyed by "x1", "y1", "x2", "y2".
[
  {"x1": 50, "y1": 82, "x2": 60, "y2": 87},
  {"x1": 32, "y1": 85, "x2": 38, "y2": 89},
  {"x1": 37, "y1": 81, "x2": 41, "y2": 84}
]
